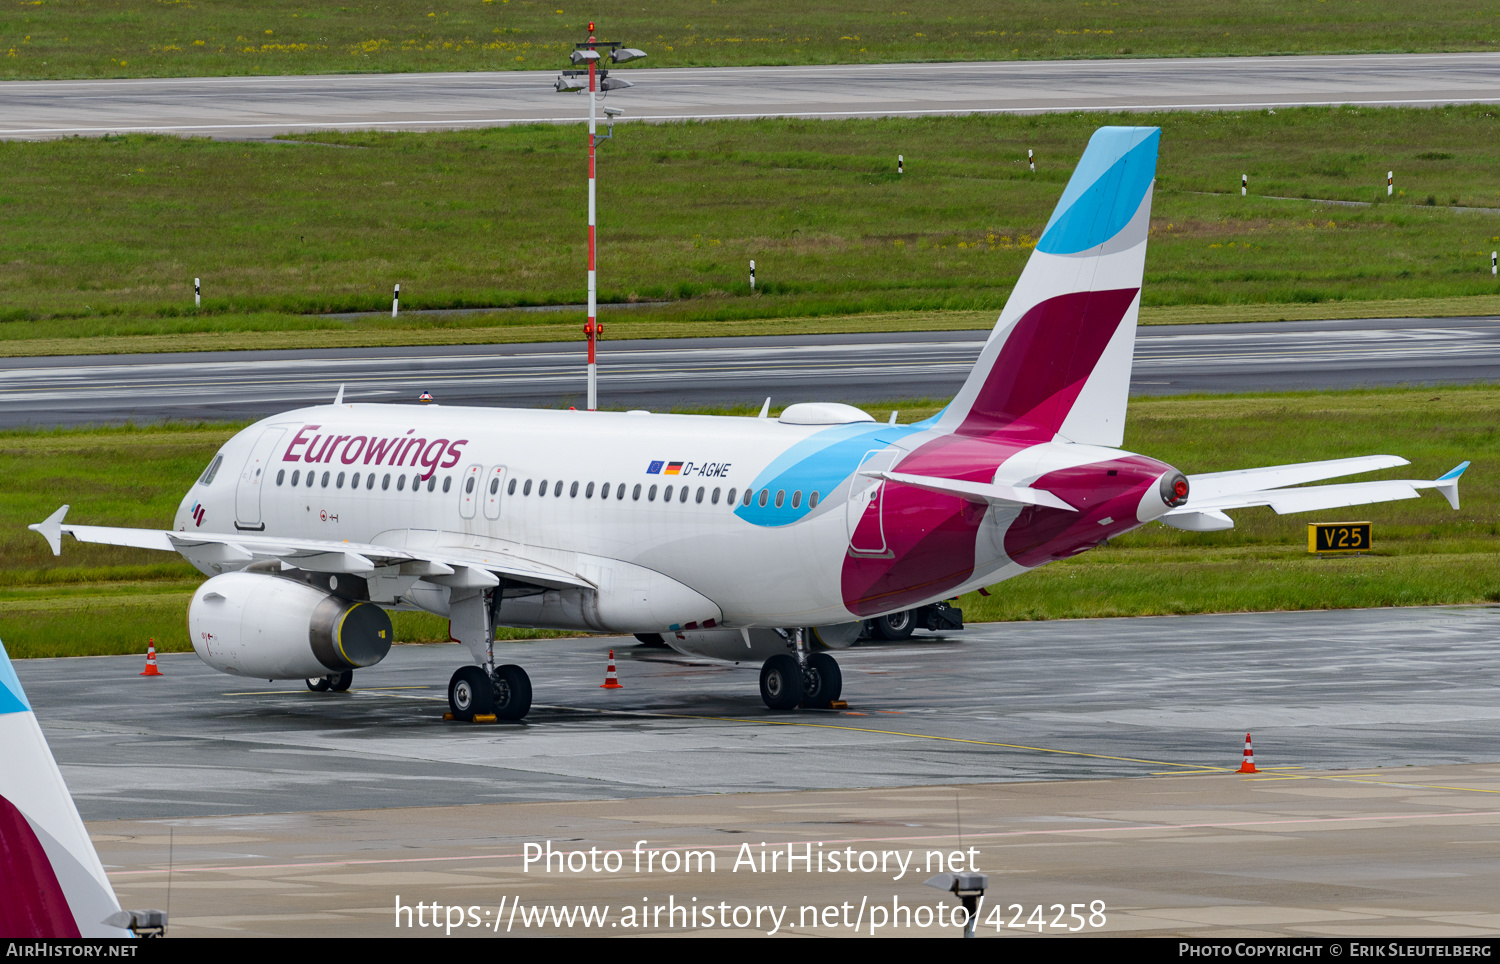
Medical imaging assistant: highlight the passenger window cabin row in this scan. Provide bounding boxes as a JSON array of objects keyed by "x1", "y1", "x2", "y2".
[
  {"x1": 495, "y1": 477, "x2": 821, "y2": 510},
  {"x1": 276, "y1": 468, "x2": 823, "y2": 512},
  {"x1": 276, "y1": 468, "x2": 447, "y2": 493}
]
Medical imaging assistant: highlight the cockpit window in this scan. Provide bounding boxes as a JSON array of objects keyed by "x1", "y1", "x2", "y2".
[{"x1": 198, "y1": 454, "x2": 223, "y2": 486}]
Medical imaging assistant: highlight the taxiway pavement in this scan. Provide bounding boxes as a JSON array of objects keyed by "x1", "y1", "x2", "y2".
[
  {"x1": 3, "y1": 53, "x2": 1499, "y2": 139},
  {"x1": 3, "y1": 316, "x2": 1498, "y2": 426},
  {"x1": 95, "y1": 764, "x2": 1500, "y2": 937},
  {"x1": 22, "y1": 605, "x2": 1500, "y2": 822},
  {"x1": 27, "y1": 604, "x2": 1500, "y2": 937}
]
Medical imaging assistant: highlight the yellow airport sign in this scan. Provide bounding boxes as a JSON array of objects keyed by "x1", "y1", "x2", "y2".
[{"x1": 1308, "y1": 521, "x2": 1371, "y2": 555}]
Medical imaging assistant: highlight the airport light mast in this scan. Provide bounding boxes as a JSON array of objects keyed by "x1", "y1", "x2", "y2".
[{"x1": 555, "y1": 25, "x2": 645, "y2": 411}]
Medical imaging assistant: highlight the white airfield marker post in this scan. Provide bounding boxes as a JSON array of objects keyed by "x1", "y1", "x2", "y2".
[
  {"x1": 194, "y1": 277, "x2": 200, "y2": 307},
  {"x1": 1388, "y1": 171, "x2": 1394, "y2": 196},
  {"x1": 392, "y1": 283, "x2": 400, "y2": 318},
  {"x1": 750, "y1": 259, "x2": 756, "y2": 292}
]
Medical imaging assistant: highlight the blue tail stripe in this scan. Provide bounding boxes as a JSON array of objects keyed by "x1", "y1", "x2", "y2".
[
  {"x1": 1037, "y1": 127, "x2": 1159, "y2": 255},
  {"x1": 0, "y1": 638, "x2": 31, "y2": 715}
]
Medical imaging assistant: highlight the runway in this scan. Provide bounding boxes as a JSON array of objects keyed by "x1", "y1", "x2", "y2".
[
  {"x1": 2, "y1": 53, "x2": 1499, "y2": 140},
  {"x1": 2, "y1": 315, "x2": 1498, "y2": 426}
]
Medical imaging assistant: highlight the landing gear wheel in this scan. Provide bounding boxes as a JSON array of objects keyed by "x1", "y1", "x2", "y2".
[
  {"x1": 490, "y1": 664, "x2": 533, "y2": 722},
  {"x1": 873, "y1": 610, "x2": 916, "y2": 641},
  {"x1": 306, "y1": 676, "x2": 332, "y2": 693},
  {"x1": 801, "y1": 652, "x2": 843, "y2": 707},
  {"x1": 448, "y1": 665, "x2": 495, "y2": 722},
  {"x1": 329, "y1": 670, "x2": 353, "y2": 692},
  {"x1": 759, "y1": 654, "x2": 804, "y2": 711}
]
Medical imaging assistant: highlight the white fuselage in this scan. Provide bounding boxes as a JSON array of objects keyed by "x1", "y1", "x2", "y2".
[{"x1": 174, "y1": 402, "x2": 1173, "y2": 631}]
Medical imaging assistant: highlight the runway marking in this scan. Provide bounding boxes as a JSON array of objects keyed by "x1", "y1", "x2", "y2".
[
  {"x1": 1153, "y1": 767, "x2": 1304, "y2": 776},
  {"x1": 107, "y1": 808, "x2": 1500, "y2": 878},
  {"x1": 11, "y1": 97, "x2": 1500, "y2": 138},
  {"x1": 539, "y1": 704, "x2": 1230, "y2": 772},
  {"x1": 1248, "y1": 773, "x2": 1500, "y2": 795}
]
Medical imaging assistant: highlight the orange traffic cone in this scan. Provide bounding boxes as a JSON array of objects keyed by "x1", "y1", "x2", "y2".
[
  {"x1": 139, "y1": 638, "x2": 164, "y2": 677},
  {"x1": 1237, "y1": 732, "x2": 1258, "y2": 773},
  {"x1": 600, "y1": 649, "x2": 622, "y2": 689}
]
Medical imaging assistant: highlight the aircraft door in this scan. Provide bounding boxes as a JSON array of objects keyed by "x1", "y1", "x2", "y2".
[
  {"x1": 847, "y1": 449, "x2": 896, "y2": 554},
  {"x1": 458, "y1": 464, "x2": 482, "y2": 519},
  {"x1": 234, "y1": 427, "x2": 286, "y2": 531},
  {"x1": 482, "y1": 465, "x2": 507, "y2": 521}
]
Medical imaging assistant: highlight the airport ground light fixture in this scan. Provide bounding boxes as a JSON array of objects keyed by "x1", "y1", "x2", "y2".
[{"x1": 555, "y1": 25, "x2": 646, "y2": 411}]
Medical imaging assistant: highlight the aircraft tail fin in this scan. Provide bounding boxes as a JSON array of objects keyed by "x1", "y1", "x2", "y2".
[
  {"x1": 0, "y1": 638, "x2": 131, "y2": 938},
  {"x1": 935, "y1": 126, "x2": 1159, "y2": 446}
]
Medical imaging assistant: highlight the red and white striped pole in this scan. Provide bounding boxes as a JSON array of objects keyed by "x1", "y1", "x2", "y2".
[{"x1": 585, "y1": 23, "x2": 599, "y2": 412}]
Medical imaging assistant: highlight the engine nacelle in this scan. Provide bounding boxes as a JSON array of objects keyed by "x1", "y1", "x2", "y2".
[{"x1": 188, "y1": 571, "x2": 393, "y2": 679}]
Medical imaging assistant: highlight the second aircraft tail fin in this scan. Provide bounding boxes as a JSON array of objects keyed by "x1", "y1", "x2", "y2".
[{"x1": 0, "y1": 638, "x2": 131, "y2": 938}]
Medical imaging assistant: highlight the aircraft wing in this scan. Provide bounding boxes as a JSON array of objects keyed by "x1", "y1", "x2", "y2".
[
  {"x1": 1162, "y1": 460, "x2": 1468, "y2": 531},
  {"x1": 28, "y1": 506, "x2": 592, "y2": 590},
  {"x1": 1185, "y1": 455, "x2": 1411, "y2": 500}
]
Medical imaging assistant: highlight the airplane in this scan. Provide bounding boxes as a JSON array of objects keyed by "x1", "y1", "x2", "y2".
[
  {"x1": 0, "y1": 636, "x2": 162, "y2": 937},
  {"x1": 29, "y1": 126, "x2": 1467, "y2": 722}
]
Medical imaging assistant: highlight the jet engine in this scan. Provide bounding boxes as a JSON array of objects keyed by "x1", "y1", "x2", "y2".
[{"x1": 187, "y1": 571, "x2": 393, "y2": 679}]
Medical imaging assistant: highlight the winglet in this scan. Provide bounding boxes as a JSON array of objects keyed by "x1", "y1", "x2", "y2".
[
  {"x1": 1436, "y1": 460, "x2": 1469, "y2": 510},
  {"x1": 334, "y1": 383, "x2": 345, "y2": 405},
  {"x1": 28, "y1": 505, "x2": 69, "y2": 557}
]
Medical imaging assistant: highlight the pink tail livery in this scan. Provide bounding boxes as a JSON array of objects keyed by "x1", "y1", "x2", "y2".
[
  {"x1": 935, "y1": 126, "x2": 1159, "y2": 445},
  {"x1": 0, "y1": 638, "x2": 131, "y2": 938}
]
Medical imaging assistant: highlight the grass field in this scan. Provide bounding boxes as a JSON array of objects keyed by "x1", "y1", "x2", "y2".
[
  {"x1": 2, "y1": 0, "x2": 1499, "y2": 80},
  {"x1": 1, "y1": 386, "x2": 1494, "y2": 659},
  {"x1": 3, "y1": 106, "x2": 1500, "y2": 356}
]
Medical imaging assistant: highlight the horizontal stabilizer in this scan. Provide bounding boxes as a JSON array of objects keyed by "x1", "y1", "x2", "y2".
[{"x1": 868, "y1": 470, "x2": 1077, "y2": 512}]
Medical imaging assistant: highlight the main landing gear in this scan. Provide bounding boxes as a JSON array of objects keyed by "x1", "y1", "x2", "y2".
[
  {"x1": 448, "y1": 664, "x2": 532, "y2": 722},
  {"x1": 759, "y1": 629, "x2": 843, "y2": 711},
  {"x1": 444, "y1": 584, "x2": 534, "y2": 722},
  {"x1": 306, "y1": 670, "x2": 353, "y2": 693}
]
